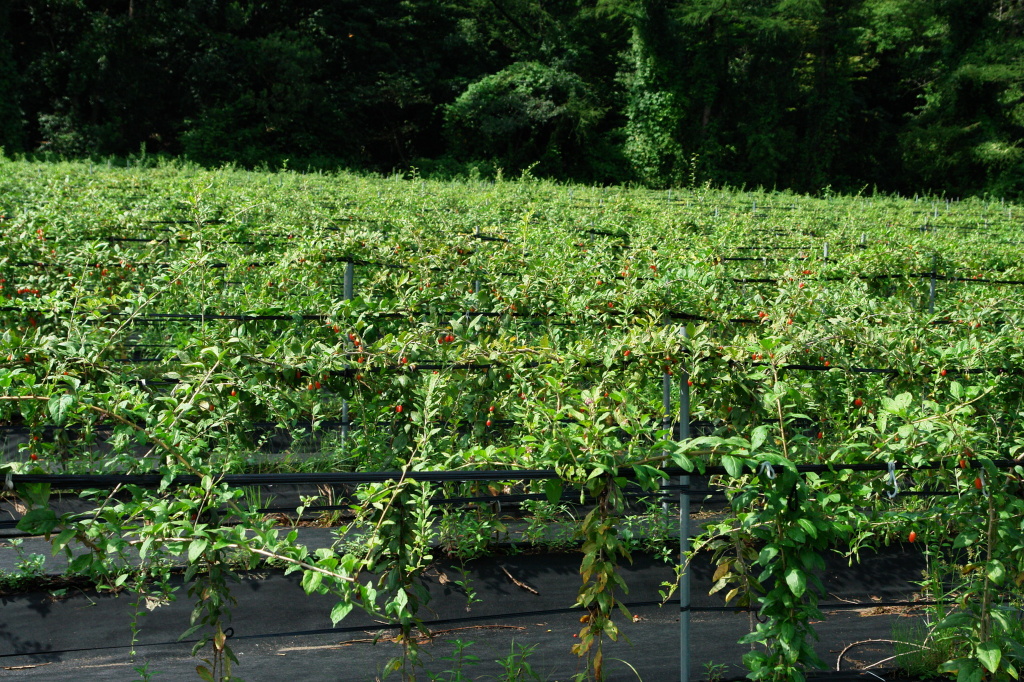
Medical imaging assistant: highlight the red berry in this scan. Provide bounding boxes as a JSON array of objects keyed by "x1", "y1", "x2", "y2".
[
  {"x1": 908, "y1": 531, "x2": 917, "y2": 543},
  {"x1": 623, "y1": 349, "x2": 630, "y2": 356},
  {"x1": 401, "y1": 357, "x2": 408, "y2": 364},
  {"x1": 959, "y1": 458, "x2": 967, "y2": 469},
  {"x1": 854, "y1": 398, "x2": 863, "y2": 407},
  {"x1": 30, "y1": 453, "x2": 38, "y2": 461},
  {"x1": 687, "y1": 380, "x2": 693, "y2": 386},
  {"x1": 230, "y1": 389, "x2": 237, "y2": 397},
  {"x1": 446, "y1": 334, "x2": 455, "y2": 343},
  {"x1": 817, "y1": 431, "x2": 824, "y2": 439},
  {"x1": 208, "y1": 403, "x2": 215, "y2": 411},
  {"x1": 486, "y1": 420, "x2": 492, "y2": 427},
  {"x1": 488, "y1": 406, "x2": 495, "y2": 412},
  {"x1": 308, "y1": 383, "x2": 315, "y2": 390},
  {"x1": 974, "y1": 477, "x2": 983, "y2": 489},
  {"x1": 940, "y1": 369, "x2": 947, "y2": 376},
  {"x1": 396, "y1": 405, "x2": 403, "y2": 413},
  {"x1": 314, "y1": 381, "x2": 322, "y2": 389}
]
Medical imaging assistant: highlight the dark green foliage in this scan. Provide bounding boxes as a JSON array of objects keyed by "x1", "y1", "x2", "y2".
[
  {"x1": 4, "y1": 0, "x2": 1024, "y2": 197},
  {"x1": 444, "y1": 61, "x2": 605, "y2": 177},
  {"x1": 0, "y1": 2, "x2": 23, "y2": 153}
]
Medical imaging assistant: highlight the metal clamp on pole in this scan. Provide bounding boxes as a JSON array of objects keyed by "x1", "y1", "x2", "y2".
[{"x1": 887, "y1": 461, "x2": 900, "y2": 499}]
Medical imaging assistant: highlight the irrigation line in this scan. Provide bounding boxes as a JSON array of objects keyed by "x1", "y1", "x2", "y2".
[
  {"x1": 10, "y1": 459, "x2": 1019, "y2": 490},
  {"x1": 5, "y1": 302, "x2": 1024, "y2": 333},
  {"x1": 80, "y1": 358, "x2": 1024, "y2": 379}
]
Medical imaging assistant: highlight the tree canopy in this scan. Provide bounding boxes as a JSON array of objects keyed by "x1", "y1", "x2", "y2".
[{"x1": 2, "y1": 0, "x2": 1023, "y2": 197}]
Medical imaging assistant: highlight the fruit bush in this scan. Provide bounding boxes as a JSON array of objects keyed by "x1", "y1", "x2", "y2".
[{"x1": 2, "y1": 158, "x2": 1023, "y2": 680}]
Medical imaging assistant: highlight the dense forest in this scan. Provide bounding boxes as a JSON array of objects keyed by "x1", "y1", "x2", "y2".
[{"x1": 1, "y1": 0, "x2": 1023, "y2": 197}]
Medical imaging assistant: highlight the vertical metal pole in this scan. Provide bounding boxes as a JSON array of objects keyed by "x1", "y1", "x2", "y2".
[
  {"x1": 661, "y1": 372, "x2": 671, "y2": 514},
  {"x1": 929, "y1": 255, "x2": 936, "y2": 315},
  {"x1": 679, "y1": 328, "x2": 691, "y2": 682},
  {"x1": 342, "y1": 261, "x2": 354, "y2": 444},
  {"x1": 341, "y1": 397, "x2": 349, "y2": 444},
  {"x1": 343, "y1": 261, "x2": 354, "y2": 301}
]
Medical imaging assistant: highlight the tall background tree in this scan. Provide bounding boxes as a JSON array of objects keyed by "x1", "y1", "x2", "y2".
[{"x1": 4, "y1": 0, "x2": 1023, "y2": 197}]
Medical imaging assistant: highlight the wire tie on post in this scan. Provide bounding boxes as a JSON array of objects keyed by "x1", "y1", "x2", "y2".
[
  {"x1": 886, "y1": 461, "x2": 899, "y2": 499},
  {"x1": 4, "y1": 473, "x2": 12, "y2": 491},
  {"x1": 759, "y1": 461, "x2": 776, "y2": 480}
]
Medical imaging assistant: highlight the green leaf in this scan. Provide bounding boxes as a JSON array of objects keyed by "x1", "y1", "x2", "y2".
[
  {"x1": 785, "y1": 567, "x2": 806, "y2": 598},
  {"x1": 53, "y1": 528, "x2": 76, "y2": 554},
  {"x1": 48, "y1": 393, "x2": 74, "y2": 425},
  {"x1": 188, "y1": 538, "x2": 208, "y2": 563},
  {"x1": 750, "y1": 425, "x2": 768, "y2": 453},
  {"x1": 950, "y1": 381, "x2": 963, "y2": 400},
  {"x1": 758, "y1": 545, "x2": 779, "y2": 565},
  {"x1": 977, "y1": 641, "x2": 1001, "y2": 674},
  {"x1": 17, "y1": 508, "x2": 58, "y2": 536},
  {"x1": 330, "y1": 600, "x2": 354, "y2": 625},
  {"x1": 796, "y1": 518, "x2": 818, "y2": 539},
  {"x1": 302, "y1": 570, "x2": 323, "y2": 593},
  {"x1": 722, "y1": 455, "x2": 744, "y2": 478},
  {"x1": 986, "y1": 560, "x2": 1006, "y2": 586},
  {"x1": 17, "y1": 482, "x2": 51, "y2": 509}
]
